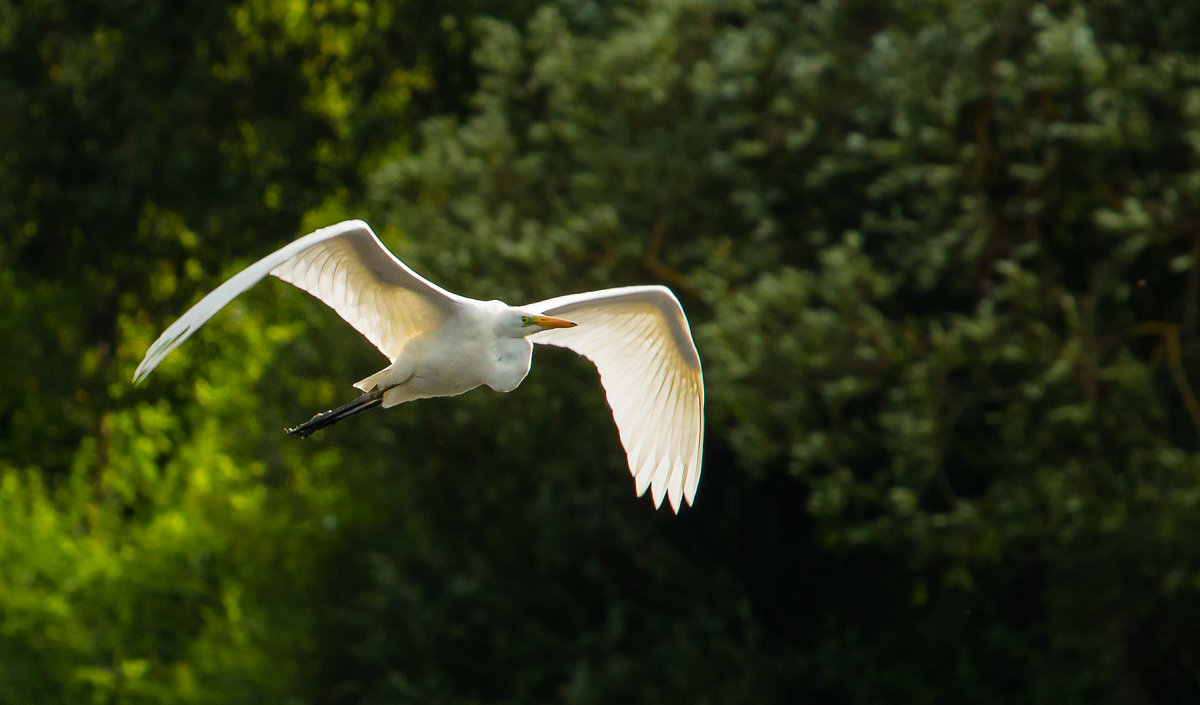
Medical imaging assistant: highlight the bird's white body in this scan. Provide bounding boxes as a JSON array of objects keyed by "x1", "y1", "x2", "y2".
[
  {"x1": 365, "y1": 300, "x2": 534, "y2": 407},
  {"x1": 134, "y1": 220, "x2": 705, "y2": 511}
]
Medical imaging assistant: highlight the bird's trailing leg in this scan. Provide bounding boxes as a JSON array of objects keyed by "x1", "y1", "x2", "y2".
[{"x1": 286, "y1": 387, "x2": 384, "y2": 439}]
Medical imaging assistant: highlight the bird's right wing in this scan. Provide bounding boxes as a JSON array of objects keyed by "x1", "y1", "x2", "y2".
[
  {"x1": 134, "y1": 219, "x2": 462, "y2": 383},
  {"x1": 526, "y1": 285, "x2": 704, "y2": 512}
]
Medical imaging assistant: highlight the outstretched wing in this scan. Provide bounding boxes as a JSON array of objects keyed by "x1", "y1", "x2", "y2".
[
  {"x1": 134, "y1": 219, "x2": 463, "y2": 383},
  {"x1": 527, "y1": 285, "x2": 704, "y2": 512}
]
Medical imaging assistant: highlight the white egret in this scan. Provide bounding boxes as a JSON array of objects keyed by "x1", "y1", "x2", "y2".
[{"x1": 134, "y1": 220, "x2": 704, "y2": 511}]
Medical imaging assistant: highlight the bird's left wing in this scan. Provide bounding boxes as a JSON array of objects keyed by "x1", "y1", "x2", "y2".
[
  {"x1": 134, "y1": 220, "x2": 462, "y2": 383},
  {"x1": 527, "y1": 285, "x2": 704, "y2": 512}
]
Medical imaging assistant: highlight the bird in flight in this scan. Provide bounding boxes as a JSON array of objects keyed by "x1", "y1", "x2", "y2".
[{"x1": 134, "y1": 220, "x2": 704, "y2": 511}]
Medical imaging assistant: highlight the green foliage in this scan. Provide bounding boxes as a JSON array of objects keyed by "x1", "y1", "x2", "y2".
[{"x1": 2, "y1": 0, "x2": 1200, "y2": 703}]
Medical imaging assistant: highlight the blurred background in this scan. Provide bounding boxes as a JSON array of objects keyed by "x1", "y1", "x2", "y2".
[{"x1": 2, "y1": 0, "x2": 1200, "y2": 702}]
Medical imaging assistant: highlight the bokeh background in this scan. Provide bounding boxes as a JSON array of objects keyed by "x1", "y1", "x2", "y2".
[{"x1": 3, "y1": 0, "x2": 1200, "y2": 702}]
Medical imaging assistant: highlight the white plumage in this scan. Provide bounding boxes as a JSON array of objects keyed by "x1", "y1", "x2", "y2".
[
  {"x1": 134, "y1": 219, "x2": 705, "y2": 511},
  {"x1": 528, "y1": 290, "x2": 704, "y2": 510}
]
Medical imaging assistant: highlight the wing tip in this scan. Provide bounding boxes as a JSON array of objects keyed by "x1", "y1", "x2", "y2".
[
  {"x1": 131, "y1": 350, "x2": 158, "y2": 385},
  {"x1": 683, "y1": 463, "x2": 701, "y2": 507},
  {"x1": 667, "y1": 487, "x2": 681, "y2": 513},
  {"x1": 132, "y1": 354, "x2": 160, "y2": 385},
  {"x1": 130, "y1": 322, "x2": 194, "y2": 386},
  {"x1": 628, "y1": 454, "x2": 703, "y2": 513}
]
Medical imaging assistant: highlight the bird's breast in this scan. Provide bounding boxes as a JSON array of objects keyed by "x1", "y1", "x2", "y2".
[
  {"x1": 398, "y1": 326, "x2": 531, "y2": 397},
  {"x1": 486, "y1": 338, "x2": 533, "y2": 393}
]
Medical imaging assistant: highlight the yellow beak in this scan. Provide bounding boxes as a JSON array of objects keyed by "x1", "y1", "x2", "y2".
[{"x1": 531, "y1": 315, "x2": 577, "y2": 329}]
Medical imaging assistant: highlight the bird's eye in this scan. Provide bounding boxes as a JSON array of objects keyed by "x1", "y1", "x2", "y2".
[{"x1": 521, "y1": 316, "x2": 531, "y2": 326}]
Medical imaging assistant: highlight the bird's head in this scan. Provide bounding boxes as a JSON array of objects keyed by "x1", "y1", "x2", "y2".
[{"x1": 500, "y1": 307, "x2": 577, "y2": 338}]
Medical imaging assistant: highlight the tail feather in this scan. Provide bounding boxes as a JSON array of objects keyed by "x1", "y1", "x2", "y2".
[
  {"x1": 286, "y1": 388, "x2": 383, "y2": 438},
  {"x1": 354, "y1": 368, "x2": 391, "y2": 392}
]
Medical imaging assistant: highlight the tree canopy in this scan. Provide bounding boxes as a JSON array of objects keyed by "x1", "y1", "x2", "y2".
[{"x1": 2, "y1": 0, "x2": 1199, "y2": 703}]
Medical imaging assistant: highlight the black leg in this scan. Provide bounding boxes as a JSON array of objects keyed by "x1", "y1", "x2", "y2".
[{"x1": 286, "y1": 388, "x2": 384, "y2": 439}]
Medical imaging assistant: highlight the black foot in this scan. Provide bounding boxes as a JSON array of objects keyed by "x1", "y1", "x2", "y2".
[
  {"x1": 285, "y1": 414, "x2": 326, "y2": 439},
  {"x1": 285, "y1": 389, "x2": 383, "y2": 439}
]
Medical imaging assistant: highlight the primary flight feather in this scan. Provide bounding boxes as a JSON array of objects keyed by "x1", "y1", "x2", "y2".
[{"x1": 134, "y1": 220, "x2": 705, "y2": 511}]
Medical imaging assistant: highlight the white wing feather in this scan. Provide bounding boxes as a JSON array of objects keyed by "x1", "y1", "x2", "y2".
[
  {"x1": 527, "y1": 286, "x2": 704, "y2": 512},
  {"x1": 133, "y1": 219, "x2": 461, "y2": 383}
]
